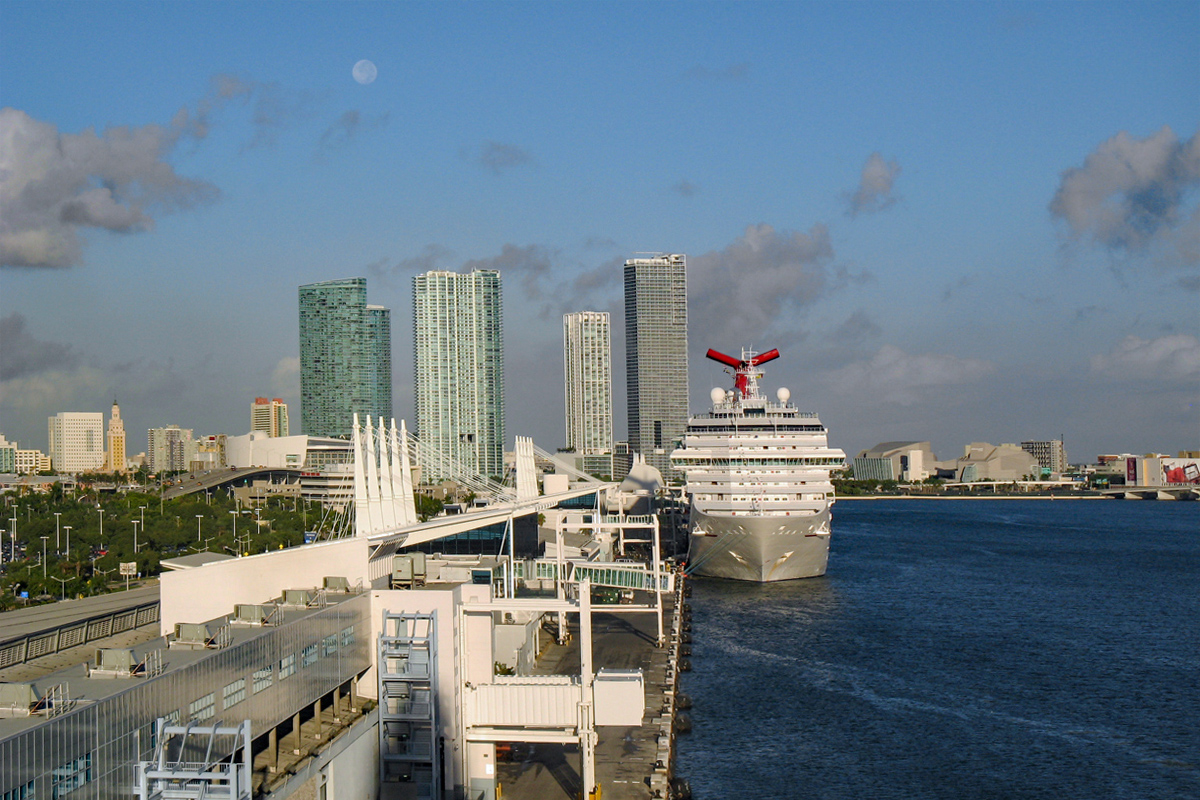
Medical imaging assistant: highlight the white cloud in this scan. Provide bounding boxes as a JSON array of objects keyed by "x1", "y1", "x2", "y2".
[
  {"x1": 1050, "y1": 126, "x2": 1200, "y2": 264},
  {"x1": 689, "y1": 223, "x2": 835, "y2": 345},
  {"x1": 473, "y1": 141, "x2": 535, "y2": 174},
  {"x1": 271, "y1": 356, "x2": 300, "y2": 397},
  {"x1": 846, "y1": 152, "x2": 902, "y2": 217},
  {"x1": 1090, "y1": 334, "x2": 1200, "y2": 380},
  {"x1": 825, "y1": 345, "x2": 995, "y2": 406},
  {"x1": 0, "y1": 107, "x2": 216, "y2": 268}
]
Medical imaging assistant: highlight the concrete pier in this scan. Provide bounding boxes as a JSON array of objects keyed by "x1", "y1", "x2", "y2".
[{"x1": 497, "y1": 576, "x2": 689, "y2": 799}]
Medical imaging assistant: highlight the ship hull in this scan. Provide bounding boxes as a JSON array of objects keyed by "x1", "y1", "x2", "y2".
[{"x1": 686, "y1": 506, "x2": 832, "y2": 582}]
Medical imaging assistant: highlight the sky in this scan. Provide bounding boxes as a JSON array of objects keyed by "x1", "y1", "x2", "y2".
[{"x1": 1, "y1": 1, "x2": 1198, "y2": 465}]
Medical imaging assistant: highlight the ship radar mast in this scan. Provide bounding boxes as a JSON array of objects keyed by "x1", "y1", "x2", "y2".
[{"x1": 705, "y1": 347, "x2": 780, "y2": 400}]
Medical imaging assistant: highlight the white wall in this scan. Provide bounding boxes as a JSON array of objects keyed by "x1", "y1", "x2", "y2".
[
  {"x1": 324, "y1": 717, "x2": 380, "y2": 800},
  {"x1": 159, "y1": 538, "x2": 370, "y2": 633}
]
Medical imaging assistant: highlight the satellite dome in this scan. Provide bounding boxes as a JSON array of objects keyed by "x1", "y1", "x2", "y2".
[
  {"x1": 710, "y1": 387, "x2": 726, "y2": 405},
  {"x1": 777, "y1": 387, "x2": 791, "y2": 403}
]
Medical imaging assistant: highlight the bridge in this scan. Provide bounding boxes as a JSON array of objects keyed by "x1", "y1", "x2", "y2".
[{"x1": 162, "y1": 467, "x2": 306, "y2": 501}]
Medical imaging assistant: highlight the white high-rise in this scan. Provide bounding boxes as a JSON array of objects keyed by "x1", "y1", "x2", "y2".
[
  {"x1": 624, "y1": 253, "x2": 688, "y2": 478},
  {"x1": 412, "y1": 269, "x2": 505, "y2": 482},
  {"x1": 147, "y1": 425, "x2": 195, "y2": 474},
  {"x1": 251, "y1": 397, "x2": 290, "y2": 438},
  {"x1": 563, "y1": 312, "x2": 613, "y2": 456},
  {"x1": 47, "y1": 412, "x2": 105, "y2": 473}
]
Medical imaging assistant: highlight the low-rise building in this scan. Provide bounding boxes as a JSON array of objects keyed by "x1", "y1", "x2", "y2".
[{"x1": 853, "y1": 441, "x2": 937, "y2": 481}]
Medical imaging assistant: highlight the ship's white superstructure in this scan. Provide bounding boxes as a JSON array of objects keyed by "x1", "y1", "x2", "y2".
[{"x1": 670, "y1": 348, "x2": 845, "y2": 581}]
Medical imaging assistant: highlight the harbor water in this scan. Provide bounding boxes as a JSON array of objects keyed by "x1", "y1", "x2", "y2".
[{"x1": 676, "y1": 499, "x2": 1200, "y2": 799}]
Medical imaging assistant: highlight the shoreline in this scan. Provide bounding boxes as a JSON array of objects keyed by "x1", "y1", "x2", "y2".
[{"x1": 836, "y1": 494, "x2": 1109, "y2": 501}]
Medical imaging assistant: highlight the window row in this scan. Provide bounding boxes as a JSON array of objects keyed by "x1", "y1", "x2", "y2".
[{"x1": 182, "y1": 624, "x2": 355, "y2": 722}]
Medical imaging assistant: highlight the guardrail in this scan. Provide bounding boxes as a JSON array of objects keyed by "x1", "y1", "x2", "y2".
[{"x1": 0, "y1": 600, "x2": 160, "y2": 669}]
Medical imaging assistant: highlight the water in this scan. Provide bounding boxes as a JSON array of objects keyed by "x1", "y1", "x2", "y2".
[{"x1": 676, "y1": 500, "x2": 1200, "y2": 799}]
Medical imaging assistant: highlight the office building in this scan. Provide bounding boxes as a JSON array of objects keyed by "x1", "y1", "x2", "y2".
[
  {"x1": 105, "y1": 400, "x2": 126, "y2": 473},
  {"x1": 563, "y1": 311, "x2": 613, "y2": 457},
  {"x1": 147, "y1": 425, "x2": 194, "y2": 474},
  {"x1": 299, "y1": 278, "x2": 392, "y2": 438},
  {"x1": 47, "y1": 412, "x2": 105, "y2": 474},
  {"x1": 1021, "y1": 440, "x2": 1068, "y2": 475},
  {"x1": 0, "y1": 435, "x2": 15, "y2": 473},
  {"x1": 251, "y1": 397, "x2": 290, "y2": 438},
  {"x1": 624, "y1": 254, "x2": 688, "y2": 478},
  {"x1": 14, "y1": 448, "x2": 50, "y2": 475},
  {"x1": 413, "y1": 269, "x2": 505, "y2": 481}
]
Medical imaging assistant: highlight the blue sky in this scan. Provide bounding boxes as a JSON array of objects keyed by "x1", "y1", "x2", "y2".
[{"x1": 2, "y1": 1, "x2": 1197, "y2": 464}]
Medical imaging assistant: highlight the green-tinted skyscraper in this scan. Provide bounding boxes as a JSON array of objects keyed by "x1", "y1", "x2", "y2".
[{"x1": 299, "y1": 277, "x2": 392, "y2": 438}]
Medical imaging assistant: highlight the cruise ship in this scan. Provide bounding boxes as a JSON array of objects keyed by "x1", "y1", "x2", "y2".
[{"x1": 670, "y1": 348, "x2": 846, "y2": 582}]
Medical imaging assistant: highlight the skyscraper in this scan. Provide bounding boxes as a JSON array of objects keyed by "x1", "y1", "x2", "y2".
[
  {"x1": 106, "y1": 400, "x2": 126, "y2": 473},
  {"x1": 412, "y1": 269, "x2": 504, "y2": 481},
  {"x1": 251, "y1": 397, "x2": 290, "y2": 438},
  {"x1": 563, "y1": 311, "x2": 613, "y2": 456},
  {"x1": 624, "y1": 253, "x2": 688, "y2": 477},
  {"x1": 48, "y1": 412, "x2": 105, "y2": 474},
  {"x1": 299, "y1": 278, "x2": 392, "y2": 438},
  {"x1": 147, "y1": 425, "x2": 194, "y2": 473}
]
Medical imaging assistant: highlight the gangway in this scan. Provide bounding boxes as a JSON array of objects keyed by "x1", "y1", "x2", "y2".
[{"x1": 134, "y1": 719, "x2": 252, "y2": 800}]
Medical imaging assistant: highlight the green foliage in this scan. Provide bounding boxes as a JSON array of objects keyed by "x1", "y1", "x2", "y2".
[
  {"x1": 1, "y1": 488, "x2": 316, "y2": 604},
  {"x1": 415, "y1": 493, "x2": 443, "y2": 522}
]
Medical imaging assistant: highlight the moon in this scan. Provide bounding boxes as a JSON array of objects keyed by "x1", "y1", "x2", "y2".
[{"x1": 352, "y1": 59, "x2": 377, "y2": 85}]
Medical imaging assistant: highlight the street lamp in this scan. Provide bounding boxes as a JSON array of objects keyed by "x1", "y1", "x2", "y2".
[
  {"x1": 54, "y1": 512, "x2": 61, "y2": 555},
  {"x1": 99, "y1": 507, "x2": 105, "y2": 549},
  {"x1": 64, "y1": 526, "x2": 72, "y2": 560},
  {"x1": 132, "y1": 519, "x2": 141, "y2": 554},
  {"x1": 139, "y1": 506, "x2": 146, "y2": 540},
  {"x1": 41, "y1": 536, "x2": 49, "y2": 579},
  {"x1": 196, "y1": 514, "x2": 203, "y2": 542},
  {"x1": 229, "y1": 509, "x2": 237, "y2": 543},
  {"x1": 51, "y1": 575, "x2": 69, "y2": 601}
]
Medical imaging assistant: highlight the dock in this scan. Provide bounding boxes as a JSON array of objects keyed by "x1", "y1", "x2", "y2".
[{"x1": 498, "y1": 576, "x2": 690, "y2": 799}]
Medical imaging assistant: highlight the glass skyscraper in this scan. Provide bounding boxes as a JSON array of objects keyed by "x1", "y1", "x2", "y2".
[
  {"x1": 298, "y1": 277, "x2": 392, "y2": 438},
  {"x1": 563, "y1": 311, "x2": 613, "y2": 455},
  {"x1": 624, "y1": 254, "x2": 688, "y2": 478},
  {"x1": 412, "y1": 269, "x2": 504, "y2": 481}
]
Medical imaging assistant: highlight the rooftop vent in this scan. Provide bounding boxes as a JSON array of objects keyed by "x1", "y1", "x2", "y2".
[
  {"x1": 0, "y1": 682, "x2": 75, "y2": 718},
  {"x1": 169, "y1": 622, "x2": 230, "y2": 650},
  {"x1": 87, "y1": 648, "x2": 164, "y2": 678},
  {"x1": 232, "y1": 604, "x2": 282, "y2": 626}
]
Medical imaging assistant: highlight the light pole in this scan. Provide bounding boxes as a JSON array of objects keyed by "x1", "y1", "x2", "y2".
[
  {"x1": 54, "y1": 512, "x2": 61, "y2": 555},
  {"x1": 0, "y1": 528, "x2": 5, "y2": 566},
  {"x1": 99, "y1": 507, "x2": 105, "y2": 549},
  {"x1": 41, "y1": 536, "x2": 49, "y2": 578},
  {"x1": 51, "y1": 575, "x2": 69, "y2": 601},
  {"x1": 64, "y1": 526, "x2": 72, "y2": 560},
  {"x1": 132, "y1": 519, "x2": 141, "y2": 554},
  {"x1": 196, "y1": 514, "x2": 203, "y2": 542},
  {"x1": 229, "y1": 510, "x2": 238, "y2": 553},
  {"x1": 139, "y1": 506, "x2": 146, "y2": 540}
]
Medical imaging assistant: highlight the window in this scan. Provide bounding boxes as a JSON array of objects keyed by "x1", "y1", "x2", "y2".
[
  {"x1": 189, "y1": 693, "x2": 215, "y2": 721},
  {"x1": 341, "y1": 625, "x2": 355, "y2": 647},
  {"x1": 301, "y1": 644, "x2": 318, "y2": 668},
  {"x1": 252, "y1": 666, "x2": 273, "y2": 694},
  {"x1": 51, "y1": 753, "x2": 92, "y2": 798},
  {"x1": 223, "y1": 678, "x2": 246, "y2": 709},
  {"x1": 3, "y1": 781, "x2": 34, "y2": 800},
  {"x1": 322, "y1": 634, "x2": 338, "y2": 657},
  {"x1": 279, "y1": 653, "x2": 296, "y2": 679}
]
